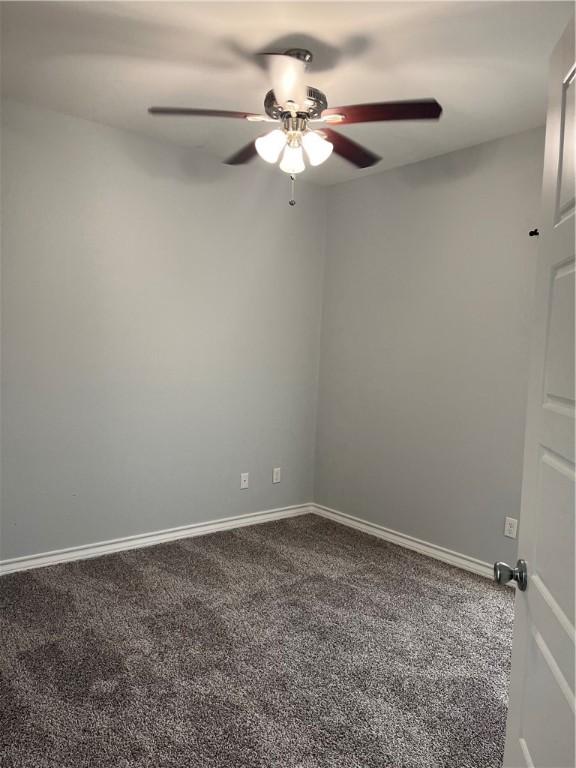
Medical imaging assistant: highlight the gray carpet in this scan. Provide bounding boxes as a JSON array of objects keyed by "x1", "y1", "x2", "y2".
[{"x1": 0, "y1": 514, "x2": 514, "y2": 768}]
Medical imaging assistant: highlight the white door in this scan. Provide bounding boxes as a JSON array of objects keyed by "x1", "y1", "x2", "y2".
[{"x1": 501, "y1": 18, "x2": 575, "y2": 768}]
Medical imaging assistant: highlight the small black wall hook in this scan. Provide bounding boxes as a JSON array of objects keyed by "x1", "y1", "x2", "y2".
[{"x1": 529, "y1": 228, "x2": 539, "y2": 237}]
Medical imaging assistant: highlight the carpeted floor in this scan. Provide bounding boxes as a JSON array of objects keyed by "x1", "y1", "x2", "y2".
[{"x1": 0, "y1": 514, "x2": 514, "y2": 768}]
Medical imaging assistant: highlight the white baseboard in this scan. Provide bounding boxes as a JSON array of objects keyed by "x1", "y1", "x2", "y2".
[
  {"x1": 0, "y1": 503, "x2": 313, "y2": 576},
  {"x1": 311, "y1": 504, "x2": 493, "y2": 579},
  {"x1": 0, "y1": 501, "x2": 493, "y2": 580}
]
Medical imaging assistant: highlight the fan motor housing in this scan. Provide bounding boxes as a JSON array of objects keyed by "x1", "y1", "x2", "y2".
[{"x1": 264, "y1": 87, "x2": 328, "y2": 120}]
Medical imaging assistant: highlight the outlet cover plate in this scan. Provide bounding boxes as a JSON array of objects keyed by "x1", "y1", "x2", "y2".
[{"x1": 504, "y1": 517, "x2": 518, "y2": 539}]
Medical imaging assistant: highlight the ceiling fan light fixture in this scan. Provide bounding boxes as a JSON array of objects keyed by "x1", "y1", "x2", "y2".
[
  {"x1": 302, "y1": 131, "x2": 334, "y2": 166},
  {"x1": 255, "y1": 129, "x2": 287, "y2": 163},
  {"x1": 279, "y1": 144, "x2": 306, "y2": 174},
  {"x1": 149, "y1": 48, "x2": 442, "y2": 181}
]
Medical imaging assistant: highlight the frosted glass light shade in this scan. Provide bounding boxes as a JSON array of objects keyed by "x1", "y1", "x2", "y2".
[
  {"x1": 302, "y1": 131, "x2": 333, "y2": 166},
  {"x1": 255, "y1": 130, "x2": 287, "y2": 163},
  {"x1": 279, "y1": 145, "x2": 306, "y2": 174}
]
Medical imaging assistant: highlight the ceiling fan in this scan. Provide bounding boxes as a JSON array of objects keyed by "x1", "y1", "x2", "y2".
[{"x1": 149, "y1": 48, "x2": 442, "y2": 176}]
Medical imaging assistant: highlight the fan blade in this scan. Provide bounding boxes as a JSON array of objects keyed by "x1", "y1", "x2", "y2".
[
  {"x1": 224, "y1": 141, "x2": 258, "y2": 166},
  {"x1": 261, "y1": 54, "x2": 307, "y2": 109},
  {"x1": 149, "y1": 107, "x2": 259, "y2": 119},
  {"x1": 322, "y1": 99, "x2": 442, "y2": 125},
  {"x1": 321, "y1": 128, "x2": 381, "y2": 169}
]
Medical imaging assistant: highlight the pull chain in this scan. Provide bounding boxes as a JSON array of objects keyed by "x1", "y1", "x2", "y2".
[{"x1": 289, "y1": 174, "x2": 296, "y2": 206}]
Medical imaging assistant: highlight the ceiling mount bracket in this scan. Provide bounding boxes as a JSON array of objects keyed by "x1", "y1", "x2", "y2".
[{"x1": 283, "y1": 48, "x2": 313, "y2": 65}]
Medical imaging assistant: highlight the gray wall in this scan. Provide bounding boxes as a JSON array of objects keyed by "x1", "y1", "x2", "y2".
[
  {"x1": 315, "y1": 128, "x2": 544, "y2": 565},
  {"x1": 1, "y1": 100, "x2": 544, "y2": 566},
  {"x1": 1, "y1": 100, "x2": 326, "y2": 560}
]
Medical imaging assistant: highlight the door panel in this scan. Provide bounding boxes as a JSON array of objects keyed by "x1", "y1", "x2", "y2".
[
  {"x1": 503, "y1": 18, "x2": 575, "y2": 768},
  {"x1": 528, "y1": 575, "x2": 574, "y2": 692},
  {"x1": 544, "y1": 261, "x2": 574, "y2": 404},
  {"x1": 557, "y1": 72, "x2": 574, "y2": 221},
  {"x1": 535, "y1": 450, "x2": 575, "y2": 624},
  {"x1": 521, "y1": 630, "x2": 575, "y2": 767}
]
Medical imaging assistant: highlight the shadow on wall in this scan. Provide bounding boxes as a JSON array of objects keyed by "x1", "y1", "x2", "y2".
[
  {"x1": 394, "y1": 140, "x2": 500, "y2": 186},
  {"x1": 6, "y1": 99, "x2": 250, "y2": 187},
  {"x1": 113, "y1": 131, "x2": 237, "y2": 185},
  {"x1": 120, "y1": 135, "x2": 305, "y2": 189}
]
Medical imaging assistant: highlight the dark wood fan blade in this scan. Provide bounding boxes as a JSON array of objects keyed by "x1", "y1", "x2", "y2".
[
  {"x1": 224, "y1": 141, "x2": 258, "y2": 165},
  {"x1": 322, "y1": 128, "x2": 381, "y2": 169},
  {"x1": 148, "y1": 107, "x2": 257, "y2": 119},
  {"x1": 322, "y1": 99, "x2": 442, "y2": 124}
]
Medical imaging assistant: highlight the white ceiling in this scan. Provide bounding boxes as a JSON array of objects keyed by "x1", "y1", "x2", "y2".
[{"x1": 1, "y1": 1, "x2": 572, "y2": 185}]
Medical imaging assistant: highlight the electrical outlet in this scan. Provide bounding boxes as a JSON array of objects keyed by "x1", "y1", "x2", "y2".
[
  {"x1": 504, "y1": 517, "x2": 518, "y2": 539},
  {"x1": 272, "y1": 467, "x2": 281, "y2": 484},
  {"x1": 240, "y1": 472, "x2": 249, "y2": 490}
]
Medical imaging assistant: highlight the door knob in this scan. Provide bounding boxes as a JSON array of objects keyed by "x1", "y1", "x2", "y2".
[{"x1": 493, "y1": 558, "x2": 528, "y2": 591}]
